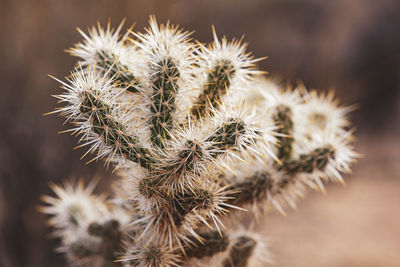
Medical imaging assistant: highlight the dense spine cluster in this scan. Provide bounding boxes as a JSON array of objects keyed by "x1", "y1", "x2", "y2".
[{"x1": 42, "y1": 16, "x2": 357, "y2": 267}]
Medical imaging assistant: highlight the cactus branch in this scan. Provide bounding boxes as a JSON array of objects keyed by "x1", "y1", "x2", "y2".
[
  {"x1": 97, "y1": 51, "x2": 139, "y2": 93},
  {"x1": 80, "y1": 90, "x2": 155, "y2": 169},
  {"x1": 226, "y1": 173, "x2": 272, "y2": 207},
  {"x1": 273, "y1": 104, "x2": 294, "y2": 161},
  {"x1": 149, "y1": 57, "x2": 180, "y2": 148},
  {"x1": 184, "y1": 230, "x2": 229, "y2": 259},
  {"x1": 280, "y1": 145, "x2": 335, "y2": 175},
  {"x1": 192, "y1": 59, "x2": 235, "y2": 118}
]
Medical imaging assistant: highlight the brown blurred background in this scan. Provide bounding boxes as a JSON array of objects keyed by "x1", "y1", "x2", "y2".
[{"x1": 0, "y1": 0, "x2": 399, "y2": 266}]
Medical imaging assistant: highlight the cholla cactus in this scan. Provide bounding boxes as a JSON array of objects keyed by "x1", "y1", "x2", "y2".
[{"x1": 42, "y1": 16, "x2": 357, "y2": 267}]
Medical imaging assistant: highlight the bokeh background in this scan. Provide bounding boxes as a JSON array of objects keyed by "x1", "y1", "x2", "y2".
[{"x1": 1, "y1": 0, "x2": 399, "y2": 266}]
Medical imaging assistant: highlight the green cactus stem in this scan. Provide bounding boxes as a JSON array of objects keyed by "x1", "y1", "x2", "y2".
[
  {"x1": 184, "y1": 230, "x2": 229, "y2": 259},
  {"x1": 226, "y1": 172, "x2": 272, "y2": 207},
  {"x1": 192, "y1": 59, "x2": 236, "y2": 118},
  {"x1": 80, "y1": 90, "x2": 155, "y2": 169},
  {"x1": 207, "y1": 119, "x2": 249, "y2": 156},
  {"x1": 149, "y1": 57, "x2": 180, "y2": 148},
  {"x1": 97, "y1": 51, "x2": 139, "y2": 93},
  {"x1": 273, "y1": 104, "x2": 294, "y2": 162},
  {"x1": 281, "y1": 145, "x2": 335, "y2": 175}
]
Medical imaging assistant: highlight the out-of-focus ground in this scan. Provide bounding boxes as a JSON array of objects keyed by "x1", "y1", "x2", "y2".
[
  {"x1": 0, "y1": 0, "x2": 399, "y2": 266},
  {"x1": 261, "y1": 133, "x2": 400, "y2": 267}
]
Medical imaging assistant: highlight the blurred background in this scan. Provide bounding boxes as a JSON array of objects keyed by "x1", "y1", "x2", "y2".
[{"x1": 0, "y1": 0, "x2": 399, "y2": 266}]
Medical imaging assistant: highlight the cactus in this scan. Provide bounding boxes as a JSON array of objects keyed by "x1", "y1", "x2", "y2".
[{"x1": 41, "y1": 16, "x2": 357, "y2": 267}]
